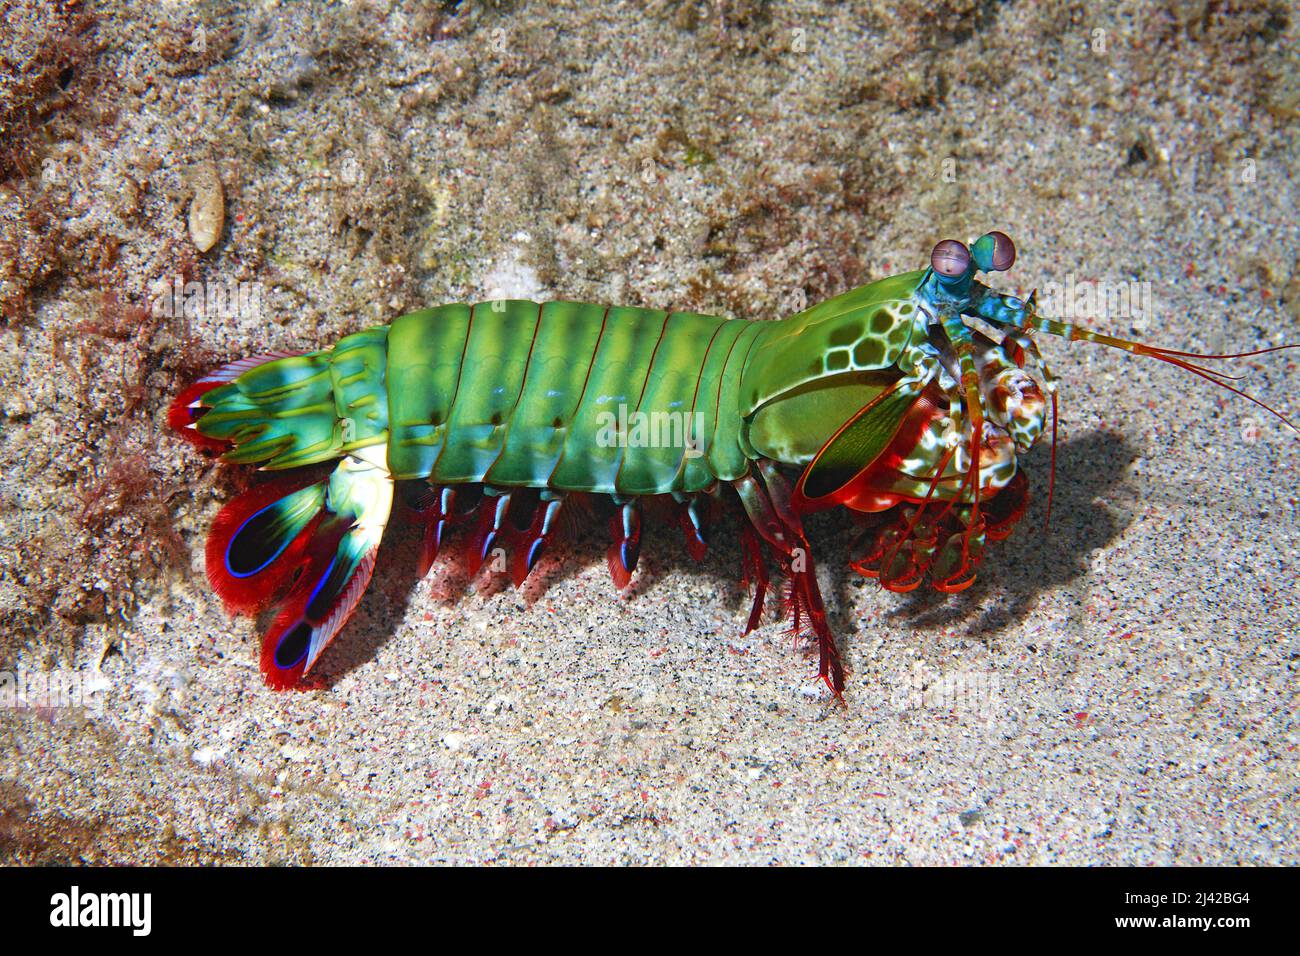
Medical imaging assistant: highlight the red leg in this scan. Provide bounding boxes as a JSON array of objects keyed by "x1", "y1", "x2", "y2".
[
  {"x1": 739, "y1": 523, "x2": 769, "y2": 634},
  {"x1": 788, "y1": 551, "x2": 844, "y2": 696},
  {"x1": 736, "y1": 467, "x2": 845, "y2": 696},
  {"x1": 605, "y1": 499, "x2": 641, "y2": 591}
]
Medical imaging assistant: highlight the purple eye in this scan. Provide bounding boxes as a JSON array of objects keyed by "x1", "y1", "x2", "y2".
[
  {"x1": 931, "y1": 239, "x2": 970, "y2": 278},
  {"x1": 971, "y1": 231, "x2": 1016, "y2": 272},
  {"x1": 993, "y1": 232, "x2": 1013, "y2": 270}
]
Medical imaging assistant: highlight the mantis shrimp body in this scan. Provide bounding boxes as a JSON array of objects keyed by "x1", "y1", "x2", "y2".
[{"x1": 171, "y1": 232, "x2": 1294, "y2": 693}]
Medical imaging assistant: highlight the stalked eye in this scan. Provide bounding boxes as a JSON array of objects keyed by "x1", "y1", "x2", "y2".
[
  {"x1": 971, "y1": 230, "x2": 1016, "y2": 272},
  {"x1": 931, "y1": 239, "x2": 970, "y2": 278}
]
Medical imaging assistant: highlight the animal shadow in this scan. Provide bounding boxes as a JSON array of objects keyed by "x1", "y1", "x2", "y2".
[
  {"x1": 851, "y1": 428, "x2": 1139, "y2": 638},
  {"x1": 314, "y1": 429, "x2": 1138, "y2": 686}
]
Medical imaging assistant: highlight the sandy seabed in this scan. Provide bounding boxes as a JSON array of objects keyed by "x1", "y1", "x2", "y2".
[{"x1": 1, "y1": 0, "x2": 1297, "y2": 864}]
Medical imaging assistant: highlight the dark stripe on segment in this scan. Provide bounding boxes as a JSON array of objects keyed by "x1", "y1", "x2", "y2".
[
  {"x1": 706, "y1": 322, "x2": 765, "y2": 481},
  {"x1": 681, "y1": 319, "x2": 749, "y2": 490},
  {"x1": 418, "y1": 303, "x2": 477, "y2": 477},
  {"x1": 387, "y1": 304, "x2": 474, "y2": 479},
  {"x1": 538, "y1": 304, "x2": 609, "y2": 489},
  {"x1": 433, "y1": 301, "x2": 541, "y2": 483},
  {"x1": 615, "y1": 312, "x2": 728, "y2": 496},
  {"x1": 427, "y1": 301, "x2": 478, "y2": 479},
  {"x1": 610, "y1": 309, "x2": 671, "y2": 494},
  {"x1": 450, "y1": 303, "x2": 477, "y2": 411},
  {"x1": 563, "y1": 307, "x2": 611, "y2": 442},
  {"x1": 488, "y1": 302, "x2": 608, "y2": 487},
  {"x1": 548, "y1": 306, "x2": 670, "y2": 493},
  {"x1": 502, "y1": 302, "x2": 545, "y2": 426},
  {"x1": 476, "y1": 303, "x2": 544, "y2": 483},
  {"x1": 679, "y1": 318, "x2": 729, "y2": 478}
]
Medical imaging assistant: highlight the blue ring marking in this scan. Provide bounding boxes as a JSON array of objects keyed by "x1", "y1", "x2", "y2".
[
  {"x1": 304, "y1": 553, "x2": 341, "y2": 622},
  {"x1": 274, "y1": 621, "x2": 312, "y2": 670},
  {"x1": 225, "y1": 493, "x2": 312, "y2": 579}
]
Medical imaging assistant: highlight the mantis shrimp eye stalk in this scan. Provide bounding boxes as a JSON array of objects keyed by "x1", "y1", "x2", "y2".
[
  {"x1": 971, "y1": 230, "x2": 1016, "y2": 272},
  {"x1": 931, "y1": 239, "x2": 971, "y2": 278},
  {"x1": 920, "y1": 231, "x2": 1297, "y2": 539}
]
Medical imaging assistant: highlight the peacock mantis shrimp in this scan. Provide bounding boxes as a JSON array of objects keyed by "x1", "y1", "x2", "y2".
[{"x1": 170, "y1": 231, "x2": 1295, "y2": 694}]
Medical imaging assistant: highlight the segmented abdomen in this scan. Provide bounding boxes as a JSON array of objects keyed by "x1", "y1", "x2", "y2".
[{"x1": 387, "y1": 300, "x2": 760, "y2": 495}]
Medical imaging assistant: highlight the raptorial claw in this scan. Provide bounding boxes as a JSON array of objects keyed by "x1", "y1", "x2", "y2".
[
  {"x1": 930, "y1": 516, "x2": 986, "y2": 593},
  {"x1": 983, "y1": 470, "x2": 1028, "y2": 541},
  {"x1": 850, "y1": 489, "x2": 1005, "y2": 593}
]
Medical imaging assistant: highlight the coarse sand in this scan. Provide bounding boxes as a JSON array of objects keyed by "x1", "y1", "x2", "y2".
[{"x1": 1, "y1": 0, "x2": 1296, "y2": 864}]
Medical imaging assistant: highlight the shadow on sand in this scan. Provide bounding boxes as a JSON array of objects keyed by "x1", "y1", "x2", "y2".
[{"x1": 312, "y1": 428, "x2": 1140, "y2": 686}]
